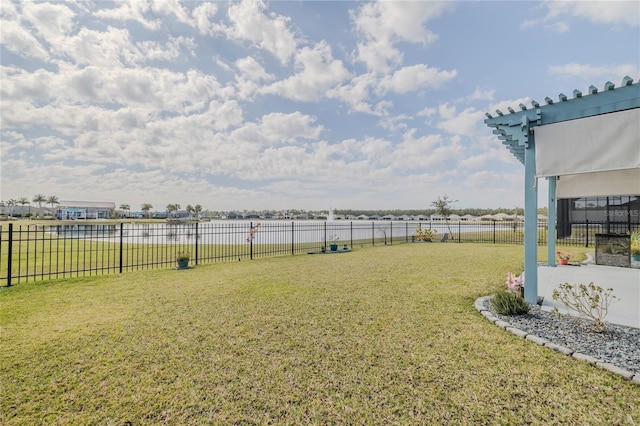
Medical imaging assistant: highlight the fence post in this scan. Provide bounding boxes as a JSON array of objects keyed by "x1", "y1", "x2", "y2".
[
  {"x1": 390, "y1": 222, "x2": 393, "y2": 245},
  {"x1": 350, "y1": 221, "x2": 353, "y2": 248},
  {"x1": 291, "y1": 221, "x2": 294, "y2": 255},
  {"x1": 585, "y1": 219, "x2": 589, "y2": 247},
  {"x1": 372, "y1": 222, "x2": 375, "y2": 246},
  {"x1": 250, "y1": 221, "x2": 254, "y2": 260},
  {"x1": 406, "y1": 222, "x2": 409, "y2": 243},
  {"x1": 195, "y1": 222, "x2": 199, "y2": 265},
  {"x1": 458, "y1": 222, "x2": 461, "y2": 243},
  {"x1": 6, "y1": 223, "x2": 13, "y2": 286},
  {"x1": 324, "y1": 221, "x2": 327, "y2": 250},
  {"x1": 119, "y1": 222, "x2": 124, "y2": 274},
  {"x1": 493, "y1": 220, "x2": 496, "y2": 244}
]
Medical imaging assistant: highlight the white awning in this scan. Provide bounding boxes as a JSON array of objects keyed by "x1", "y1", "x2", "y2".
[
  {"x1": 556, "y1": 169, "x2": 640, "y2": 198},
  {"x1": 535, "y1": 108, "x2": 640, "y2": 177}
]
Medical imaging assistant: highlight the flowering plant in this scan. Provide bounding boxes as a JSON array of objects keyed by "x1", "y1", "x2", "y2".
[
  {"x1": 556, "y1": 250, "x2": 572, "y2": 261},
  {"x1": 176, "y1": 251, "x2": 190, "y2": 261},
  {"x1": 506, "y1": 272, "x2": 523, "y2": 291}
]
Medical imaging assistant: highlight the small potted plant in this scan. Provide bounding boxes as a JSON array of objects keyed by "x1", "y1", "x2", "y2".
[
  {"x1": 176, "y1": 250, "x2": 190, "y2": 269},
  {"x1": 556, "y1": 250, "x2": 571, "y2": 265},
  {"x1": 328, "y1": 235, "x2": 339, "y2": 251}
]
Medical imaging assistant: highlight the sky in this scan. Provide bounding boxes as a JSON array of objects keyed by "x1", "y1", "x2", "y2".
[{"x1": 1, "y1": 1, "x2": 639, "y2": 213}]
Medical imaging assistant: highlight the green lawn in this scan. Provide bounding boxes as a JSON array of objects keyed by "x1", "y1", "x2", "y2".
[{"x1": 1, "y1": 243, "x2": 637, "y2": 425}]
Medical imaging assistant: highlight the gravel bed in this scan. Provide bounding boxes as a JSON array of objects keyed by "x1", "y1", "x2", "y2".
[{"x1": 483, "y1": 298, "x2": 640, "y2": 375}]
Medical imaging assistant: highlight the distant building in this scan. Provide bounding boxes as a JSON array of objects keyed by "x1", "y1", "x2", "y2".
[{"x1": 56, "y1": 201, "x2": 115, "y2": 220}]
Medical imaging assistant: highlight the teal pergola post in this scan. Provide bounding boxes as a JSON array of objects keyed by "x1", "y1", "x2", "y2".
[
  {"x1": 523, "y1": 125, "x2": 538, "y2": 304},
  {"x1": 547, "y1": 177, "x2": 557, "y2": 266}
]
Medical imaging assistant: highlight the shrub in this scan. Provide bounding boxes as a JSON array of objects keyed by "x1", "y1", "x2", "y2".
[
  {"x1": 491, "y1": 290, "x2": 530, "y2": 315},
  {"x1": 552, "y1": 282, "x2": 618, "y2": 333},
  {"x1": 415, "y1": 223, "x2": 437, "y2": 242}
]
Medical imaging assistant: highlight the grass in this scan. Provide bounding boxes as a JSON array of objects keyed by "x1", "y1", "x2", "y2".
[{"x1": 1, "y1": 243, "x2": 638, "y2": 424}]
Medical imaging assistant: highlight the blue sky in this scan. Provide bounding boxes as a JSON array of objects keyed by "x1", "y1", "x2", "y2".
[{"x1": 1, "y1": 0, "x2": 638, "y2": 212}]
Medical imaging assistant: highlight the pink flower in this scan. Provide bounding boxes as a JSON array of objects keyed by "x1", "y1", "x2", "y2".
[{"x1": 506, "y1": 272, "x2": 523, "y2": 290}]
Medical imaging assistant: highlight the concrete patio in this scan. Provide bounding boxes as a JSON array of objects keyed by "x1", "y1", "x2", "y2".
[{"x1": 538, "y1": 261, "x2": 640, "y2": 329}]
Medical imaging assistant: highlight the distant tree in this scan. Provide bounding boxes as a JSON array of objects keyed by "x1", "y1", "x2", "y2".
[
  {"x1": 166, "y1": 204, "x2": 179, "y2": 218},
  {"x1": 194, "y1": 204, "x2": 202, "y2": 218},
  {"x1": 141, "y1": 203, "x2": 153, "y2": 218},
  {"x1": 32, "y1": 194, "x2": 46, "y2": 217},
  {"x1": 119, "y1": 204, "x2": 130, "y2": 218},
  {"x1": 47, "y1": 195, "x2": 59, "y2": 211},
  {"x1": 46, "y1": 196, "x2": 59, "y2": 218},
  {"x1": 432, "y1": 194, "x2": 458, "y2": 239},
  {"x1": 6, "y1": 199, "x2": 17, "y2": 217},
  {"x1": 432, "y1": 194, "x2": 457, "y2": 218},
  {"x1": 33, "y1": 194, "x2": 46, "y2": 208},
  {"x1": 18, "y1": 197, "x2": 30, "y2": 217}
]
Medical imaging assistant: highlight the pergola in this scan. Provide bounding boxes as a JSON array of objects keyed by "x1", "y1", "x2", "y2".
[{"x1": 484, "y1": 77, "x2": 640, "y2": 303}]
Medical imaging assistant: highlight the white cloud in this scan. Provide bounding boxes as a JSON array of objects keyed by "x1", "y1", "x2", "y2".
[
  {"x1": 136, "y1": 36, "x2": 196, "y2": 62},
  {"x1": 235, "y1": 56, "x2": 274, "y2": 82},
  {"x1": 259, "y1": 112, "x2": 323, "y2": 142},
  {"x1": 261, "y1": 41, "x2": 351, "y2": 102},
  {"x1": 522, "y1": 1, "x2": 639, "y2": 32},
  {"x1": 233, "y1": 56, "x2": 275, "y2": 100},
  {"x1": 0, "y1": 19, "x2": 49, "y2": 60},
  {"x1": 223, "y1": 0, "x2": 298, "y2": 65},
  {"x1": 391, "y1": 131, "x2": 447, "y2": 170},
  {"x1": 54, "y1": 26, "x2": 140, "y2": 67},
  {"x1": 436, "y1": 104, "x2": 484, "y2": 136},
  {"x1": 94, "y1": 1, "x2": 161, "y2": 30},
  {"x1": 417, "y1": 107, "x2": 436, "y2": 117},
  {"x1": 150, "y1": 0, "x2": 193, "y2": 26},
  {"x1": 467, "y1": 87, "x2": 495, "y2": 102},
  {"x1": 327, "y1": 72, "x2": 379, "y2": 115},
  {"x1": 21, "y1": 1, "x2": 76, "y2": 45},
  {"x1": 377, "y1": 64, "x2": 457, "y2": 95},
  {"x1": 377, "y1": 114, "x2": 411, "y2": 133},
  {"x1": 192, "y1": 2, "x2": 220, "y2": 36},
  {"x1": 548, "y1": 63, "x2": 640, "y2": 82},
  {"x1": 351, "y1": 1, "x2": 453, "y2": 73},
  {"x1": 230, "y1": 111, "x2": 322, "y2": 148},
  {"x1": 545, "y1": 1, "x2": 639, "y2": 27}
]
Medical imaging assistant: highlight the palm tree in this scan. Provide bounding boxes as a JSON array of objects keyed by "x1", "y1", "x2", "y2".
[
  {"x1": 33, "y1": 194, "x2": 46, "y2": 208},
  {"x1": 17, "y1": 197, "x2": 30, "y2": 218},
  {"x1": 6, "y1": 199, "x2": 17, "y2": 218},
  {"x1": 47, "y1": 196, "x2": 59, "y2": 217},
  {"x1": 33, "y1": 194, "x2": 46, "y2": 218},
  {"x1": 141, "y1": 203, "x2": 153, "y2": 218}
]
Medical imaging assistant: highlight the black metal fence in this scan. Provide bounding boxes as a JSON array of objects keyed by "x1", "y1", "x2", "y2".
[{"x1": 0, "y1": 220, "x2": 635, "y2": 287}]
